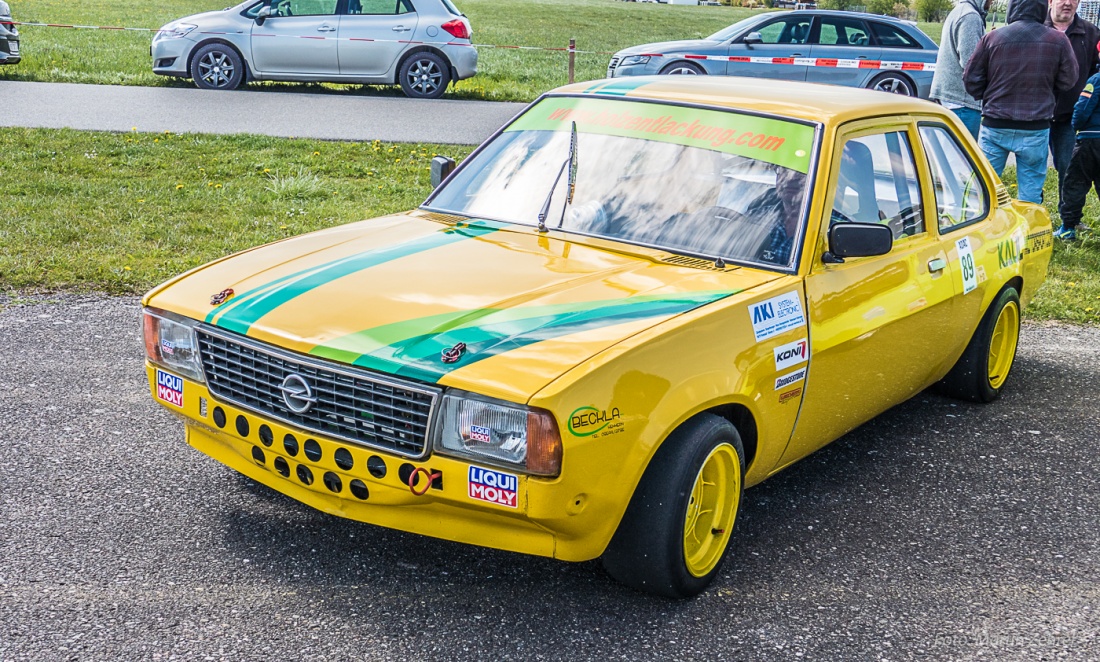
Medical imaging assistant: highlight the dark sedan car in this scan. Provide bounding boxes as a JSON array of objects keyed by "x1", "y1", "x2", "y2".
[
  {"x1": 608, "y1": 10, "x2": 938, "y2": 98},
  {"x1": 0, "y1": 1, "x2": 19, "y2": 65}
]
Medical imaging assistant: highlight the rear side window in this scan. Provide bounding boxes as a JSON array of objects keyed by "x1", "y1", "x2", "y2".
[
  {"x1": 816, "y1": 17, "x2": 871, "y2": 47},
  {"x1": 870, "y1": 21, "x2": 919, "y2": 48},
  {"x1": 919, "y1": 125, "x2": 988, "y2": 231}
]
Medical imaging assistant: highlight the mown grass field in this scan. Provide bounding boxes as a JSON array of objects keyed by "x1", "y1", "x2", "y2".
[
  {"x1": 2, "y1": 127, "x2": 1097, "y2": 323},
  {"x1": 1, "y1": 0, "x2": 944, "y2": 101}
]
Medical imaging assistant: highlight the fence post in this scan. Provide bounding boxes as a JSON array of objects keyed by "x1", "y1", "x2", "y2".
[{"x1": 568, "y1": 38, "x2": 576, "y2": 84}]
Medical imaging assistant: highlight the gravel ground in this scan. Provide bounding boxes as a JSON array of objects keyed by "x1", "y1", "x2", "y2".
[{"x1": 1, "y1": 294, "x2": 1098, "y2": 661}]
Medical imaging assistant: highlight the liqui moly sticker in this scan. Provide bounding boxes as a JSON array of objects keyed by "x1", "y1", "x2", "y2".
[
  {"x1": 750, "y1": 291, "x2": 806, "y2": 341},
  {"x1": 956, "y1": 236, "x2": 977, "y2": 295},
  {"x1": 773, "y1": 338, "x2": 808, "y2": 371},
  {"x1": 155, "y1": 369, "x2": 184, "y2": 408},
  {"x1": 774, "y1": 367, "x2": 807, "y2": 391},
  {"x1": 469, "y1": 425, "x2": 492, "y2": 443},
  {"x1": 468, "y1": 466, "x2": 518, "y2": 508}
]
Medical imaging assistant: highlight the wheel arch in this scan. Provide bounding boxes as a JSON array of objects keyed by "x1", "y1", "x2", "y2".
[
  {"x1": 187, "y1": 39, "x2": 253, "y2": 83},
  {"x1": 702, "y1": 402, "x2": 758, "y2": 475},
  {"x1": 394, "y1": 46, "x2": 453, "y2": 85},
  {"x1": 660, "y1": 59, "x2": 707, "y2": 75}
]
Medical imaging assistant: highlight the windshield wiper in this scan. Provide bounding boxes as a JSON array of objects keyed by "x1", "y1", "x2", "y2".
[{"x1": 537, "y1": 121, "x2": 578, "y2": 233}]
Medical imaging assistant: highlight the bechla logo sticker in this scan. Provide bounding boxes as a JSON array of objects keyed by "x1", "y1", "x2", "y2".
[{"x1": 568, "y1": 406, "x2": 622, "y2": 436}]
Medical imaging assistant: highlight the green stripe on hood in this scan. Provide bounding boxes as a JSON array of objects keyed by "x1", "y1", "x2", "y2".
[
  {"x1": 207, "y1": 220, "x2": 502, "y2": 335},
  {"x1": 311, "y1": 290, "x2": 737, "y2": 383}
]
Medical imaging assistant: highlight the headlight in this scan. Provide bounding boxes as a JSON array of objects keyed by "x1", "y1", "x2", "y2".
[
  {"x1": 143, "y1": 307, "x2": 205, "y2": 383},
  {"x1": 620, "y1": 55, "x2": 651, "y2": 67},
  {"x1": 436, "y1": 390, "x2": 562, "y2": 477},
  {"x1": 155, "y1": 23, "x2": 196, "y2": 41}
]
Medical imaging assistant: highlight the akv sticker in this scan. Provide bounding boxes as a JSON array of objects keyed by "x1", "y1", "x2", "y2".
[
  {"x1": 749, "y1": 292, "x2": 806, "y2": 342},
  {"x1": 155, "y1": 369, "x2": 184, "y2": 408},
  {"x1": 468, "y1": 466, "x2": 518, "y2": 508}
]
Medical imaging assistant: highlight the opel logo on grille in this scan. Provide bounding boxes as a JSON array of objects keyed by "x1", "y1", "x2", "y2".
[{"x1": 279, "y1": 373, "x2": 317, "y2": 414}]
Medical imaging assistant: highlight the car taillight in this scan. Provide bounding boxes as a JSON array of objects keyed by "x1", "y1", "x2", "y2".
[{"x1": 441, "y1": 19, "x2": 469, "y2": 40}]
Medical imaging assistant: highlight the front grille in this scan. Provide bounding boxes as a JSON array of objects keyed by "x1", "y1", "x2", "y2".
[
  {"x1": 197, "y1": 327, "x2": 440, "y2": 458},
  {"x1": 607, "y1": 57, "x2": 620, "y2": 77}
]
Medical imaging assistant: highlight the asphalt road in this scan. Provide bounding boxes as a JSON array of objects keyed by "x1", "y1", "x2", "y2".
[
  {"x1": 2, "y1": 294, "x2": 1098, "y2": 660},
  {"x1": 0, "y1": 81, "x2": 527, "y2": 144}
]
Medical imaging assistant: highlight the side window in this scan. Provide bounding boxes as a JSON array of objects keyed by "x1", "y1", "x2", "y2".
[
  {"x1": 754, "y1": 18, "x2": 813, "y2": 45},
  {"x1": 832, "y1": 132, "x2": 924, "y2": 241},
  {"x1": 919, "y1": 125, "x2": 988, "y2": 231},
  {"x1": 870, "y1": 21, "x2": 919, "y2": 48},
  {"x1": 272, "y1": 0, "x2": 339, "y2": 16},
  {"x1": 349, "y1": 0, "x2": 413, "y2": 14},
  {"x1": 816, "y1": 17, "x2": 871, "y2": 47}
]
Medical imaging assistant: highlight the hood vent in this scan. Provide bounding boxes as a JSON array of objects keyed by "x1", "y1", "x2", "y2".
[
  {"x1": 995, "y1": 184, "x2": 1012, "y2": 207},
  {"x1": 661, "y1": 255, "x2": 736, "y2": 271},
  {"x1": 418, "y1": 212, "x2": 468, "y2": 226}
]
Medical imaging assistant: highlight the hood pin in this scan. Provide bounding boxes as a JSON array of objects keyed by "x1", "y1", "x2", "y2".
[
  {"x1": 441, "y1": 342, "x2": 467, "y2": 364},
  {"x1": 210, "y1": 288, "x2": 235, "y2": 306}
]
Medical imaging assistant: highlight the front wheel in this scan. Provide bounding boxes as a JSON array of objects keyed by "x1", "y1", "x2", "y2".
[
  {"x1": 602, "y1": 413, "x2": 745, "y2": 598},
  {"x1": 190, "y1": 43, "x2": 245, "y2": 91},
  {"x1": 660, "y1": 61, "x2": 704, "y2": 75},
  {"x1": 936, "y1": 286, "x2": 1021, "y2": 402},
  {"x1": 867, "y1": 72, "x2": 916, "y2": 96},
  {"x1": 399, "y1": 52, "x2": 450, "y2": 99}
]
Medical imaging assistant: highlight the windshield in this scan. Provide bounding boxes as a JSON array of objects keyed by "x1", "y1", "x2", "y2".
[
  {"x1": 426, "y1": 96, "x2": 817, "y2": 269},
  {"x1": 708, "y1": 15, "x2": 768, "y2": 42}
]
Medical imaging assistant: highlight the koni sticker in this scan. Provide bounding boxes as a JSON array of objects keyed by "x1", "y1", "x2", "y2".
[
  {"x1": 155, "y1": 369, "x2": 184, "y2": 408},
  {"x1": 773, "y1": 338, "x2": 808, "y2": 371},
  {"x1": 468, "y1": 466, "x2": 518, "y2": 508},
  {"x1": 750, "y1": 292, "x2": 806, "y2": 342},
  {"x1": 774, "y1": 367, "x2": 806, "y2": 391}
]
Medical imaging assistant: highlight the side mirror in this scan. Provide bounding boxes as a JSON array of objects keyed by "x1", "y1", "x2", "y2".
[
  {"x1": 743, "y1": 31, "x2": 763, "y2": 46},
  {"x1": 256, "y1": 5, "x2": 271, "y2": 25},
  {"x1": 825, "y1": 222, "x2": 893, "y2": 262},
  {"x1": 430, "y1": 155, "x2": 456, "y2": 188}
]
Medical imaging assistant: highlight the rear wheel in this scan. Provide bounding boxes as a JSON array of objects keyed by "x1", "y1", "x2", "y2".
[
  {"x1": 867, "y1": 72, "x2": 916, "y2": 96},
  {"x1": 602, "y1": 413, "x2": 744, "y2": 598},
  {"x1": 660, "y1": 61, "x2": 704, "y2": 75},
  {"x1": 190, "y1": 43, "x2": 245, "y2": 90},
  {"x1": 399, "y1": 52, "x2": 450, "y2": 99},
  {"x1": 937, "y1": 286, "x2": 1021, "y2": 402}
]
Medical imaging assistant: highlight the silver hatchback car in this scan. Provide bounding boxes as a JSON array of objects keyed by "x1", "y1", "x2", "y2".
[{"x1": 152, "y1": 0, "x2": 476, "y2": 98}]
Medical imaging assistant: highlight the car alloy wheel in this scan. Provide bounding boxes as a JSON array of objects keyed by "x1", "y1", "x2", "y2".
[
  {"x1": 401, "y1": 54, "x2": 447, "y2": 99},
  {"x1": 190, "y1": 44, "x2": 245, "y2": 91},
  {"x1": 869, "y1": 73, "x2": 915, "y2": 96},
  {"x1": 661, "y1": 62, "x2": 703, "y2": 75}
]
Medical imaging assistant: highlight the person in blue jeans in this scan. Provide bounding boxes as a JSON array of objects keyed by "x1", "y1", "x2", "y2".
[
  {"x1": 963, "y1": 0, "x2": 1077, "y2": 204},
  {"x1": 1055, "y1": 56, "x2": 1100, "y2": 240}
]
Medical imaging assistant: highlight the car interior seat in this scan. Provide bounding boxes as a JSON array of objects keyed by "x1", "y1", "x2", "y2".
[
  {"x1": 349, "y1": 0, "x2": 362, "y2": 13},
  {"x1": 791, "y1": 23, "x2": 810, "y2": 44}
]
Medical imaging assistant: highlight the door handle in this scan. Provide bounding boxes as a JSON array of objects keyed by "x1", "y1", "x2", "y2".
[
  {"x1": 317, "y1": 24, "x2": 336, "y2": 32},
  {"x1": 791, "y1": 53, "x2": 804, "y2": 57},
  {"x1": 928, "y1": 258, "x2": 946, "y2": 272},
  {"x1": 392, "y1": 25, "x2": 411, "y2": 32}
]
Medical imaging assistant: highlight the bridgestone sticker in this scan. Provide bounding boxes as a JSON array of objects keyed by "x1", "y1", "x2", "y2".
[
  {"x1": 774, "y1": 367, "x2": 807, "y2": 391},
  {"x1": 773, "y1": 338, "x2": 808, "y2": 371},
  {"x1": 956, "y1": 236, "x2": 977, "y2": 295},
  {"x1": 750, "y1": 292, "x2": 806, "y2": 342}
]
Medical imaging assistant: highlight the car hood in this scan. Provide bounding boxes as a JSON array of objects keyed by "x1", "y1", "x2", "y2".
[
  {"x1": 616, "y1": 39, "x2": 720, "y2": 57},
  {"x1": 145, "y1": 211, "x2": 781, "y2": 402}
]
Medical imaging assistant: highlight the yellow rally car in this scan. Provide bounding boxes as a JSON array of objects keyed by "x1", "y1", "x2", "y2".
[{"x1": 143, "y1": 77, "x2": 1052, "y2": 598}]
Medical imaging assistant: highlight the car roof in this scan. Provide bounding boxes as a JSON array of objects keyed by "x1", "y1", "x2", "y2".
[
  {"x1": 767, "y1": 9, "x2": 919, "y2": 25},
  {"x1": 551, "y1": 76, "x2": 946, "y2": 128}
]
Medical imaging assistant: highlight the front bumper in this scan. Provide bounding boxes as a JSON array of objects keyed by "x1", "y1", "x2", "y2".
[
  {"x1": 151, "y1": 36, "x2": 195, "y2": 76},
  {"x1": 147, "y1": 363, "x2": 606, "y2": 561}
]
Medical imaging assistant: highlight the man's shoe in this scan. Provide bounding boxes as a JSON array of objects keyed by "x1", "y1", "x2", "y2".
[{"x1": 1054, "y1": 226, "x2": 1077, "y2": 241}]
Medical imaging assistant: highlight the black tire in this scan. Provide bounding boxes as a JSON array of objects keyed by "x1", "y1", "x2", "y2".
[
  {"x1": 660, "y1": 61, "x2": 704, "y2": 75},
  {"x1": 399, "y1": 52, "x2": 450, "y2": 99},
  {"x1": 602, "y1": 413, "x2": 745, "y2": 599},
  {"x1": 867, "y1": 71, "x2": 916, "y2": 96},
  {"x1": 190, "y1": 43, "x2": 246, "y2": 91},
  {"x1": 936, "y1": 286, "x2": 1021, "y2": 403}
]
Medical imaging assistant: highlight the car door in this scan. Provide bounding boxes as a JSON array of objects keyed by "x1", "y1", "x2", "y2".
[
  {"x1": 807, "y1": 14, "x2": 881, "y2": 88},
  {"x1": 777, "y1": 120, "x2": 959, "y2": 468},
  {"x1": 338, "y1": 0, "x2": 419, "y2": 76},
  {"x1": 251, "y1": 0, "x2": 340, "y2": 75},
  {"x1": 726, "y1": 15, "x2": 813, "y2": 81}
]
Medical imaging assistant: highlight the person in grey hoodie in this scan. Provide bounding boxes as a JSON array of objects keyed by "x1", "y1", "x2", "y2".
[{"x1": 931, "y1": 0, "x2": 994, "y2": 140}]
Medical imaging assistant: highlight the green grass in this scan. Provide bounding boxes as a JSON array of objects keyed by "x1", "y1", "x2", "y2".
[
  {"x1": 2, "y1": 0, "x2": 764, "y2": 101},
  {"x1": 2, "y1": 127, "x2": 1097, "y2": 323}
]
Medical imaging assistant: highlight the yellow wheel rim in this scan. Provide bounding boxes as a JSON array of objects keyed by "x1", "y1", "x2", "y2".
[
  {"x1": 987, "y1": 300, "x2": 1020, "y2": 390},
  {"x1": 683, "y1": 443, "x2": 741, "y2": 578}
]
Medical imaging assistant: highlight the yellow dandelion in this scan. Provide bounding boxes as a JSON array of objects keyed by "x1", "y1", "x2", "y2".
[
  {"x1": 131, "y1": 127, "x2": 137, "y2": 131},
  {"x1": 154, "y1": 139, "x2": 159, "y2": 143},
  {"x1": 215, "y1": 184, "x2": 222, "y2": 189},
  {"x1": 208, "y1": 182, "x2": 214, "y2": 187},
  {"x1": 175, "y1": 184, "x2": 184, "y2": 190},
  {"x1": 123, "y1": 266, "x2": 132, "y2": 271},
  {"x1": 280, "y1": 225, "x2": 288, "y2": 229},
  {"x1": 395, "y1": 158, "x2": 401, "y2": 163},
  {"x1": 138, "y1": 199, "x2": 145, "y2": 203},
  {"x1": 1068, "y1": 282, "x2": 1077, "y2": 288},
  {"x1": 313, "y1": 151, "x2": 320, "y2": 156},
  {"x1": 263, "y1": 168, "x2": 270, "y2": 173}
]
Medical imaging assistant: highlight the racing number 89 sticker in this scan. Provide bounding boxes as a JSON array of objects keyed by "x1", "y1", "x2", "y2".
[{"x1": 956, "y1": 236, "x2": 977, "y2": 295}]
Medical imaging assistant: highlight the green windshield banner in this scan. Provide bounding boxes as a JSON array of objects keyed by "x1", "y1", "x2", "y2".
[{"x1": 508, "y1": 96, "x2": 816, "y2": 174}]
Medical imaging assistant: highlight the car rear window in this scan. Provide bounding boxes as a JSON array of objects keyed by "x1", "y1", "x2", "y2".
[
  {"x1": 441, "y1": 0, "x2": 463, "y2": 15},
  {"x1": 870, "y1": 22, "x2": 920, "y2": 48}
]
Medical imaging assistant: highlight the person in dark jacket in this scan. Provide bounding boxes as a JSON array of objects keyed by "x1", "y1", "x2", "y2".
[
  {"x1": 964, "y1": 0, "x2": 1078, "y2": 204},
  {"x1": 1045, "y1": 0, "x2": 1100, "y2": 218},
  {"x1": 1055, "y1": 44, "x2": 1100, "y2": 240}
]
